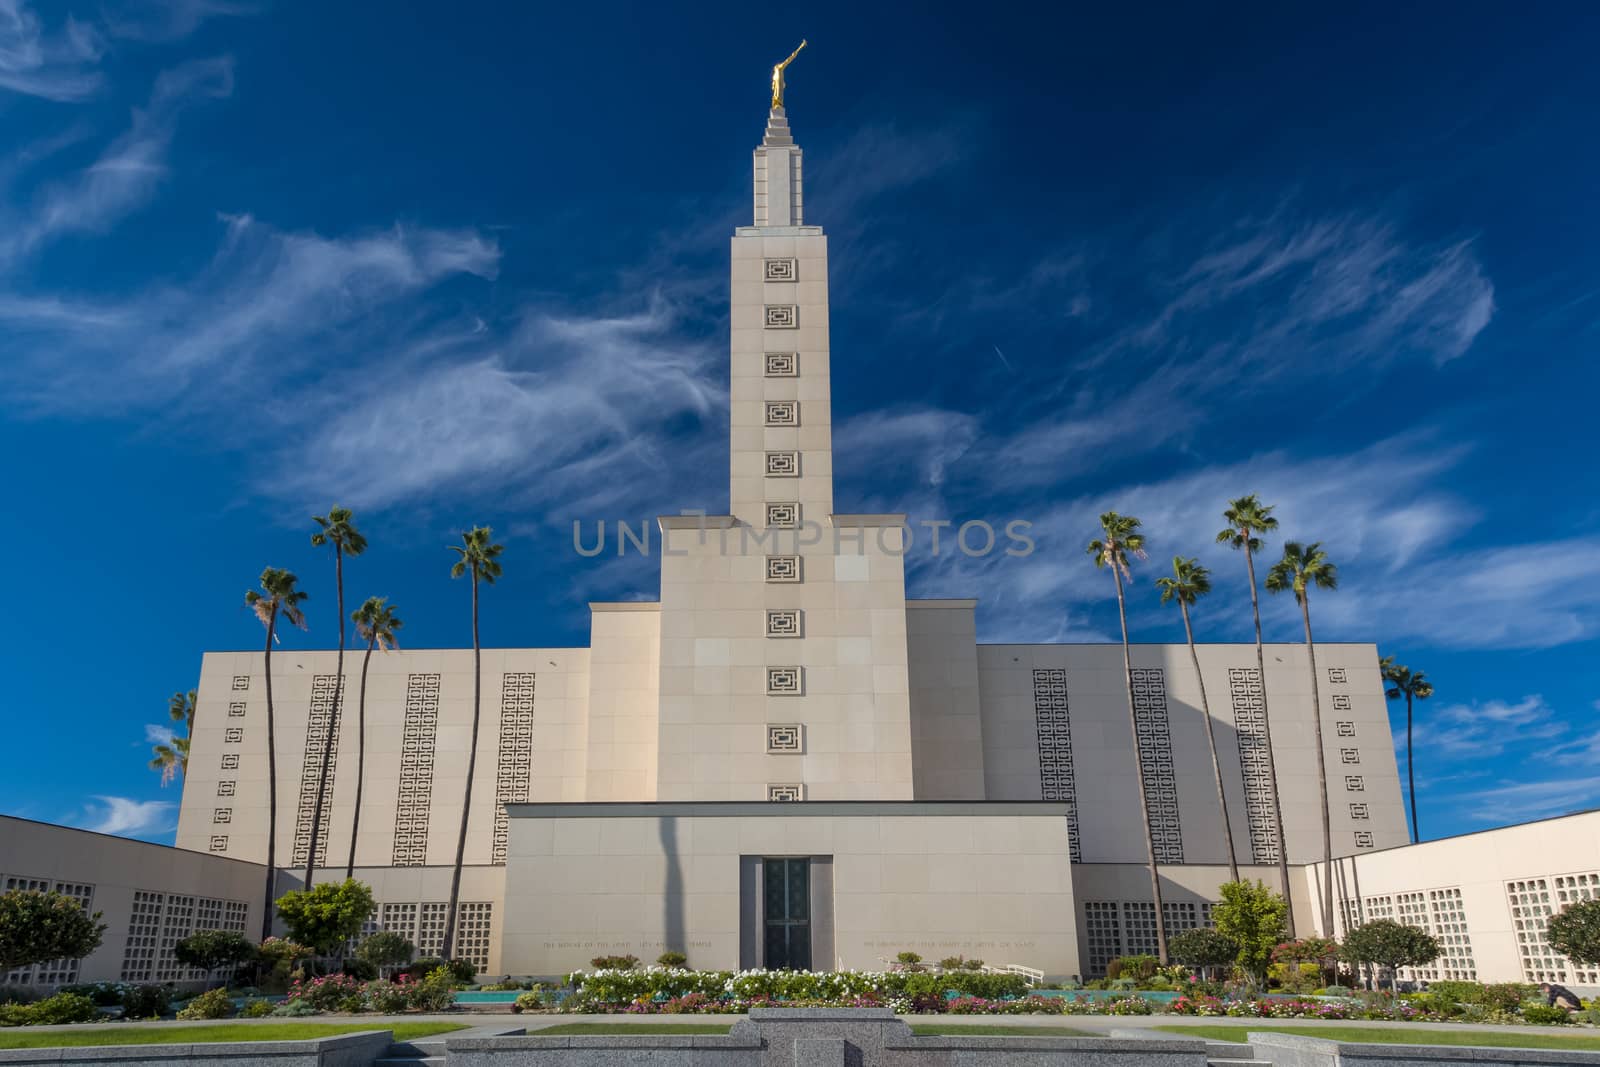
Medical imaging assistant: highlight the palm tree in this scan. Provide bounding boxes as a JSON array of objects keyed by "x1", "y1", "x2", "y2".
[
  {"x1": 305, "y1": 507, "x2": 367, "y2": 888},
  {"x1": 1266, "y1": 540, "x2": 1339, "y2": 937},
  {"x1": 1156, "y1": 557, "x2": 1239, "y2": 883},
  {"x1": 346, "y1": 596, "x2": 403, "y2": 880},
  {"x1": 1087, "y1": 511, "x2": 1169, "y2": 963},
  {"x1": 1216, "y1": 494, "x2": 1295, "y2": 932},
  {"x1": 149, "y1": 689, "x2": 196, "y2": 786},
  {"x1": 245, "y1": 568, "x2": 308, "y2": 942},
  {"x1": 441, "y1": 526, "x2": 504, "y2": 961},
  {"x1": 1381, "y1": 658, "x2": 1433, "y2": 844}
]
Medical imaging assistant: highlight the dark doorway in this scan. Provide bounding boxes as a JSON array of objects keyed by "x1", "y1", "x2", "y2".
[{"x1": 762, "y1": 857, "x2": 811, "y2": 970}]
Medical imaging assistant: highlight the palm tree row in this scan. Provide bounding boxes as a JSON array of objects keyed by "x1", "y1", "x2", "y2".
[
  {"x1": 1090, "y1": 494, "x2": 1349, "y2": 960},
  {"x1": 226, "y1": 508, "x2": 500, "y2": 958}
]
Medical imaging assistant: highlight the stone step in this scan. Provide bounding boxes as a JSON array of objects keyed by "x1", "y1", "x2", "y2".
[
  {"x1": 375, "y1": 1058, "x2": 443, "y2": 1067},
  {"x1": 1211, "y1": 1059, "x2": 1269, "y2": 1067}
]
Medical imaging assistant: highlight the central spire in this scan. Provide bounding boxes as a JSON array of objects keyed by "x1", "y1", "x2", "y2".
[{"x1": 754, "y1": 42, "x2": 808, "y2": 227}]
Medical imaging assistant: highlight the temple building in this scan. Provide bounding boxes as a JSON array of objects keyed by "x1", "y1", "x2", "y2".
[
  {"x1": 4, "y1": 92, "x2": 1595, "y2": 994},
  {"x1": 169, "y1": 99, "x2": 1407, "y2": 977}
]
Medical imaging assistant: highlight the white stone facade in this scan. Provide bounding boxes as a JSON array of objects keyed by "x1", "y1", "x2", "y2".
[{"x1": 160, "y1": 101, "x2": 1419, "y2": 980}]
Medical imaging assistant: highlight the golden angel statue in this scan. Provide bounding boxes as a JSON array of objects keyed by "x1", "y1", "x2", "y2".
[{"x1": 771, "y1": 40, "x2": 807, "y2": 109}]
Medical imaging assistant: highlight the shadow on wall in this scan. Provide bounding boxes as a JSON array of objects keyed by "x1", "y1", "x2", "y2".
[{"x1": 659, "y1": 815, "x2": 686, "y2": 962}]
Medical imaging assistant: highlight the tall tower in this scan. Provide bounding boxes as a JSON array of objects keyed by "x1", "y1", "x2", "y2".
[
  {"x1": 651, "y1": 97, "x2": 914, "y2": 802},
  {"x1": 730, "y1": 106, "x2": 833, "y2": 524}
]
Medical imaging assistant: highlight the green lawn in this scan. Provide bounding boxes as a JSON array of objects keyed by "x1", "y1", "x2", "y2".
[
  {"x1": 529, "y1": 1022, "x2": 735, "y2": 1035},
  {"x1": 1157, "y1": 1025, "x2": 1600, "y2": 1051},
  {"x1": 0, "y1": 1022, "x2": 465, "y2": 1050},
  {"x1": 910, "y1": 1024, "x2": 1095, "y2": 1037}
]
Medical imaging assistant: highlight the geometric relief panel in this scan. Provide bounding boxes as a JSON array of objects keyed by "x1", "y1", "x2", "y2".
[
  {"x1": 292, "y1": 673, "x2": 343, "y2": 870},
  {"x1": 765, "y1": 451, "x2": 800, "y2": 477},
  {"x1": 764, "y1": 401, "x2": 798, "y2": 427},
  {"x1": 1555, "y1": 873, "x2": 1600, "y2": 984},
  {"x1": 764, "y1": 352, "x2": 798, "y2": 377},
  {"x1": 1228, "y1": 667, "x2": 1281, "y2": 864},
  {"x1": 392, "y1": 673, "x2": 440, "y2": 866},
  {"x1": 1031, "y1": 668, "x2": 1081, "y2": 862},
  {"x1": 765, "y1": 556, "x2": 801, "y2": 583},
  {"x1": 1507, "y1": 877, "x2": 1566, "y2": 982},
  {"x1": 492, "y1": 672, "x2": 536, "y2": 865},
  {"x1": 763, "y1": 258, "x2": 797, "y2": 282},
  {"x1": 763, "y1": 305, "x2": 797, "y2": 329},
  {"x1": 765, "y1": 724, "x2": 803, "y2": 753},
  {"x1": 1130, "y1": 668, "x2": 1182, "y2": 863}
]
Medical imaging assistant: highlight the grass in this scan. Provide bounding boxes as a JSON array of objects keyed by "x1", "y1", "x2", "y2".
[
  {"x1": 528, "y1": 1022, "x2": 734, "y2": 1035},
  {"x1": 0, "y1": 1022, "x2": 465, "y2": 1050},
  {"x1": 1157, "y1": 1025, "x2": 1600, "y2": 1050},
  {"x1": 909, "y1": 1023, "x2": 1095, "y2": 1037}
]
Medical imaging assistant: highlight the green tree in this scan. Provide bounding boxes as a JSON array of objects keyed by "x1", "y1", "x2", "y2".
[
  {"x1": 1340, "y1": 919, "x2": 1440, "y2": 996},
  {"x1": 245, "y1": 567, "x2": 309, "y2": 941},
  {"x1": 345, "y1": 596, "x2": 403, "y2": 879},
  {"x1": 0, "y1": 889, "x2": 107, "y2": 973},
  {"x1": 305, "y1": 506, "x2": 367, "y2": 889},
  {"x1": 1212, "y1": 878, "x2": 1288, "y2": 988},
  {"x1": 1216, "y1": 495, "x2": 1295, "y2": 931},
  {"x1": 1381, "y1": 658, "x2": 1434, "y2": 843},
  {"x1": 1088, "y1": 511, "x2": 1168, "y2": 962},
  {"x1": 442, "y1": 526, "x2": 504, "y2": 960},
  {"x1": 1167, "y1": 927, "x2": 1239, "y2": 980},
  {"x1": 1266, "y1": 540, "x2": 1339, "y2": 937},
  {"x1": 173, "y1": 929, "x2": 257, "y2": 988},
  {"x1": 1547, "y1": 899, "x2": 1600, "y2": 967},
  {"x1": 274, "y1": 878, "x2": 376, "y2": 956},
  {"x1": 356, "y1": 929, "x2": 416, "y2": 977},
  {"x1": 149, "y1": 689, "x2": 196, "y2": 786},
  {"x1": 1156, "y1": 556, "x2": 1238, "y2": 883}
]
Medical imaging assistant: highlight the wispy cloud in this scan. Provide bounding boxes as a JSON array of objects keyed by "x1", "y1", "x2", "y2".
[
  {"x1": 1, "y1": 56, "x2": 234, "y2": 263},
  {"x1": 77, "y1": 795, "x2": 175, "y2": 838},
  {"x1": 0, "y1": 0, "x2": 104, "y2": 101},
  {"x1": 1452, "y1": 778, "x2": 1600, "y2": 824},
  {"x1": 1, "y1": 213, "x2": 500, "y2": 411},
  {"x1": 143, "y1": 723, "x2": 176, "y2": 746}
]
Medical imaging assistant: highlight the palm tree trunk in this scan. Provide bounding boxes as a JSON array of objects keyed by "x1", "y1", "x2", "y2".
[
  {"x1": 1299, "y1": 594, "x2": 1334, "y2": 936},
  {"x1": 1182, "y1": 599, "x2": 1238, "y2": 883},
  {"x1": 306, "y1": 547, "x2": 345, "y2": 888},
  {"x1": 346, "y1": 635, "x2": 376, "y2": 880},
  {"x1": 1113, "y1": 565, "x2": 1168, "y2": 963},
  {"x1": 442, "y1": 571, "x2": 482, "y2": 961},
  {"x1": 1406, "y1": 692, "x2": 1418, "y2": 844},
  {"x1": 261, "y1": 616, "x2": 279, "y2": 942},
  {"x1": 1243, "y1": 538, "x2": 1296, "y2": 933}
]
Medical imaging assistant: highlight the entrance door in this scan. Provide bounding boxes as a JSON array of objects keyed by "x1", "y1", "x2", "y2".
[{"x1": 762, "y1": 857, "x2": 811, "y2": 970}]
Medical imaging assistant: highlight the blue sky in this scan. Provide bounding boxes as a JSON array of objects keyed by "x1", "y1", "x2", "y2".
[{"x1": 1, "y1": 1, "x2": 1596, "y2": 846}]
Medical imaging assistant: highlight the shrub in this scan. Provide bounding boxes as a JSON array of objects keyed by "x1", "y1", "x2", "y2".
[
  {"x1": 357, "y1": 931, "x2": 415, "y2": 975},
  {"x1": 590, "y1": 954, "x2": 639, "y2": 970},
  {"x1": 1427, "y1": 980, "x2": 1483, "y2": 1004},
  {"x1": 120, "y1": 983, "x2": 170, "y2": 1019},
  {"x1": 274, "y1": 880, "x2": 376, "y2": 956},
  {"x1": 271, "y1": 1000, "x2": 318, "y2": 1017},
  {"x1": 363, "y1": 980, "x2": 410, "y2": 1014},
  {"x1": 1481, "y1": 982, "x2": 1540, "y2": 1012},
  {"x1": 1341, "y1": 920, "x2": 1440, "y2": 995},
  {"x1": 405, "y1": 972, "x2": 457, "y2": 1012},
  {"x1": 58, "y1": 981, "x2": 120, "y2": 1007},
  {"x1": 0, "y1": 991, "x2": 99, "y2": 1027},
  {"x1": 0, "y1": 891, "x2": 108, "y2": 977},
  {"x1": 511, "y1": 991, "x2": 544, "y2": 1014},
  {"x1": 174, "y1": 930, "x2": 257, "y2": 985},
  {"x1": 404, "y1": 957, "x2": 476, "y2": 985},
  {"x1": 286, "y1": 973, "x2": 368, "y2": 1012},
  {"x1": 896, "y1": 951, "x2": 927, "y2": 972},
  {"x1": 240, "y1": 999, "x2": 275, "y2": 1018},
  {"x1": 656, "y1": 952, "x2": 688, "y2": 968},
  {"x1": 1169, "y1": 929, "x2": 1239, "y2": 978},
  {"x1": 341, "y1": 958, "x2": 379, "y2": 981},
  {"x1": 176, "y1": 987, "x2": 234, "y2": 1020},
  {"x1": 1105, "y1": 959, "x2": 1123, "y2": 980},
  {"x1": 1547, "y1": 899, "x2": 1600, "y2": 968},
  {"x1": 1213, "y1": 880, "x2": 1288, "y2": 987},
  {"x1": 1143, "y1": 975, "x2": 1173, "y2": 991},
  {"x1": 1522, "y1": 1003, "x2": 1572, "y2": 1025}
]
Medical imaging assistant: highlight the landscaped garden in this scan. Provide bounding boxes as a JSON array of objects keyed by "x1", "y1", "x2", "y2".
[{"x1": 0, "y1": 1023, "x2": 464, "y2": 1050}]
